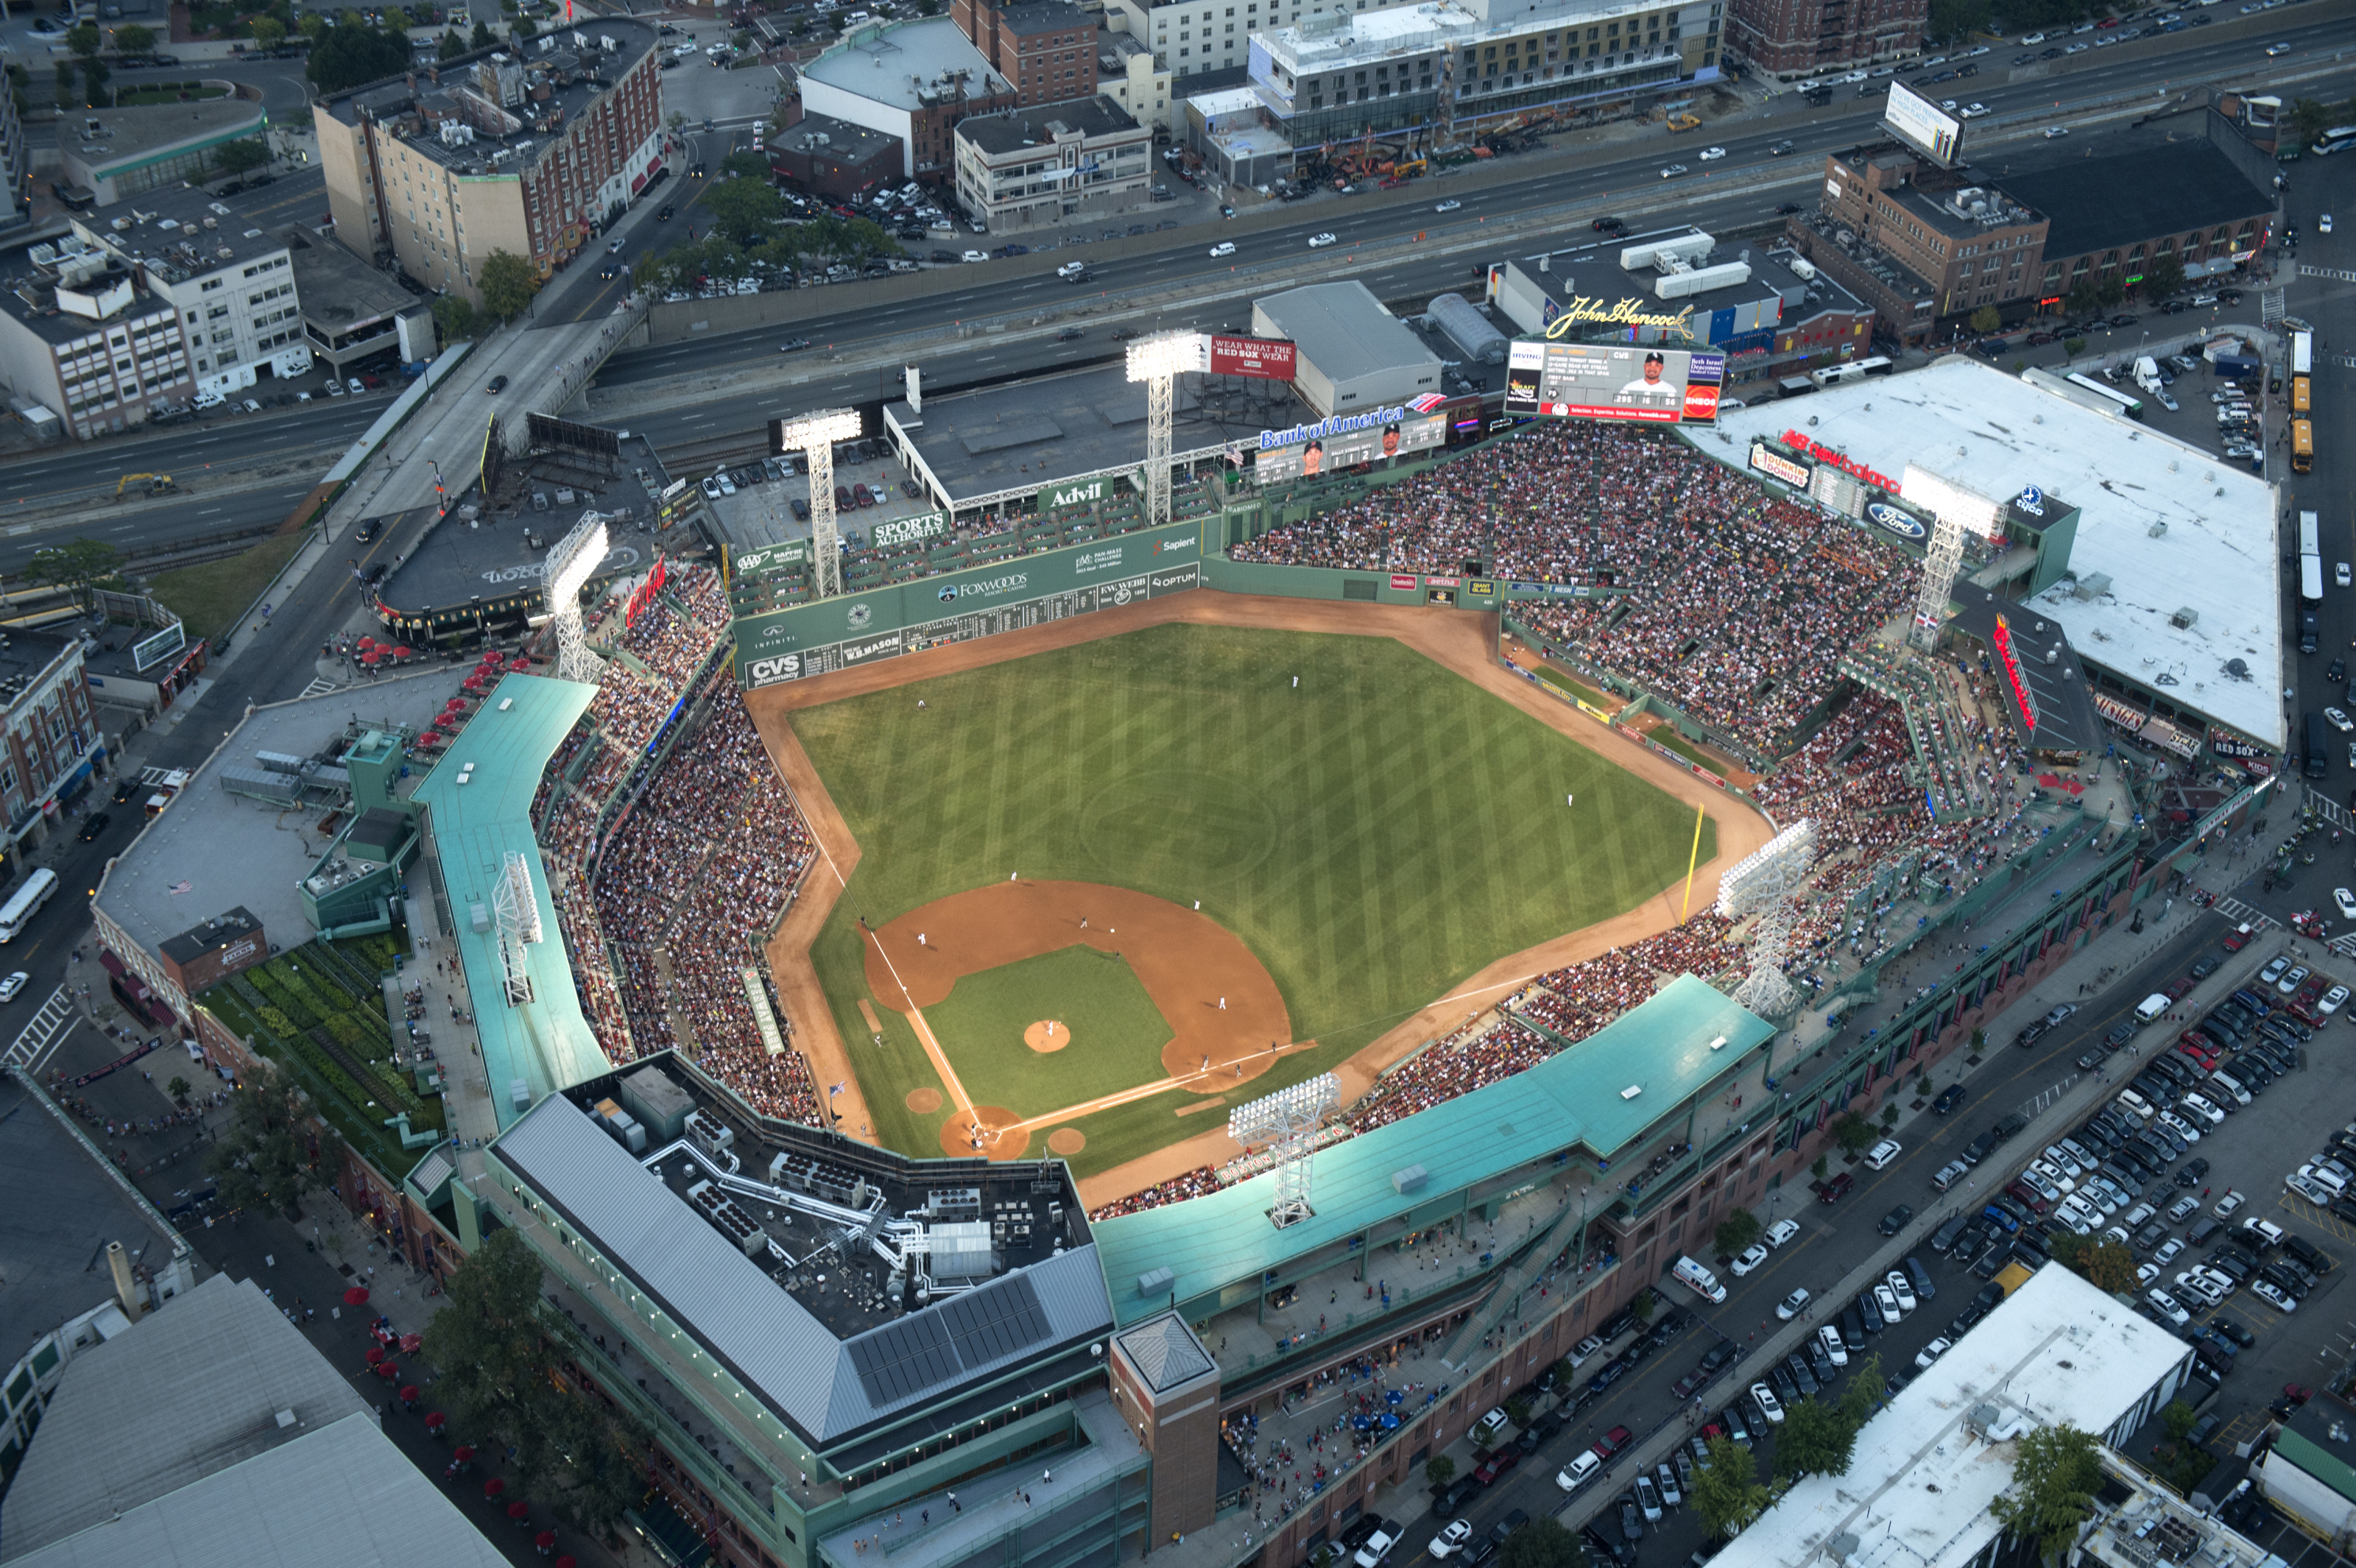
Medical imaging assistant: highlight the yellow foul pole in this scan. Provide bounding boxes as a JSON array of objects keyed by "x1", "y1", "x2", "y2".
[{"x1": 1678, "y1": 802, "x2": 1706, "y2": 924}]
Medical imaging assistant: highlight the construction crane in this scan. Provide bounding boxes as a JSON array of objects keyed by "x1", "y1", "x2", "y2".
[{"x1": 113, "y1": 473, "x2": 177, "y2": 499}]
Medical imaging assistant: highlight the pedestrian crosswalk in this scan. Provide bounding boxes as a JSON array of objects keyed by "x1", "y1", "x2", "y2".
[
  {"x1": 297, "y1": 678, "x2": 339, "y2": 699},
  {"x1": 2263, "y1": 287, "x2": 2287, "y2": 328},
  {"x1": 2311, "y1": 797, "x2": 2355, "y2": 835},
  {"x1": 1, "y1": 986, "x2": 77, "y2": 1072},
  {"x1": 2210, "y1": 896, "x2": 2273, "y2": 930},
  {"x1": 2330, "y1": 931, "x2": 2356, "y2": 961},
  {"x1": 2299, "y1": 265, "x2": 2356, "y2": 283}
]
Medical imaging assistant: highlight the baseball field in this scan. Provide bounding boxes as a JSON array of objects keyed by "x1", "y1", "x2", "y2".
[{"x1": 770, "y1": 614, "x2": 1713, "y2": 1181}]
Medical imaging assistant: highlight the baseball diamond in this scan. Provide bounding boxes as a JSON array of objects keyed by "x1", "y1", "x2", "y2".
[{"x1": 747, "y1": 594, "x2": 1759, "y2": 1186}]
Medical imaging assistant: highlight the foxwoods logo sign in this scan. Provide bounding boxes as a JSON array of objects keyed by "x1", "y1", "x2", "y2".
[
  {"x1": 1258, "y1": 406, "x2": 1409, "y2": 451},
  {"x1": 938, "y1": 573, "x2": 1029, "y2": 602}
]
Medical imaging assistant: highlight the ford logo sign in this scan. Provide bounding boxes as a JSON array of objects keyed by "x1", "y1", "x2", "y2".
[{"x1": 1867, "y1": 502, "x2": 1926, "y2": 540}]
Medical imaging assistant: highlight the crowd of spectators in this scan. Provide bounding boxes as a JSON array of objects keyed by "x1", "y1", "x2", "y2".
[
  {"x1": 590, "y1": 700, "x2": 825, "y2": 1124},
  {"x1": 1087, "y1": 1164, "x2": 1223, "y2": 1221},
  {"x1": 1513, "y1": 916, "x2": 1744, "y2": 1042},
  {"x1": 1345, "y1": 1017, "x2": 1556, "y2": 1135}
]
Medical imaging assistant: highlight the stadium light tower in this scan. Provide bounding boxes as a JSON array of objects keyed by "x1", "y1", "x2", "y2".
[
  {"x1": 1126, "y1": 333, "x2": 1204, "y2": 526},
  {"x1": 1899, "y1": 465, "x2": 2006, "y2": 652},
  {"x1": 1229, "y1": 1073, "x2": 1339, "y2": 1229},
  {"x1": 493, "y1": 850, "x2": 543, "y2": 1007},
  {"x1": 774, "y1": 409, "x2": 863, "y2": 600},
  {"x1": 543, "y1": 512, "x2": 610, "y2": 685},
  {"x1": 1715, "y1": 819, "x2": 1818, "y2": 1020}
]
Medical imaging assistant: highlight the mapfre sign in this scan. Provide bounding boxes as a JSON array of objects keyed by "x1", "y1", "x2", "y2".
[{"x1": 1208, "y1": 335, "x2": 1297, "y2": 380}]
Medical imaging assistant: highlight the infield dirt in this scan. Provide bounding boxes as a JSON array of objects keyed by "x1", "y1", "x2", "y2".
[{"x1": 744, "y1": 593, "x2": 1773, "y2": 1206}]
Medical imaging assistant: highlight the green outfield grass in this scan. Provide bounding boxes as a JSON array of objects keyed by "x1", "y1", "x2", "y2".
[
  {"x1": 924, "y1": 946, "x2": 1173, "y2": 1119},
  {"x1": 796, "y1": 621, "x2": 1710, "y2": 1177}
]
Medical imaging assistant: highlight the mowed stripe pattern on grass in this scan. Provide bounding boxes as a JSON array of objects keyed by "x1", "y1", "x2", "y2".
[{"x1": 791, "y1": 623, "x2": 1707, "y2": 1165}]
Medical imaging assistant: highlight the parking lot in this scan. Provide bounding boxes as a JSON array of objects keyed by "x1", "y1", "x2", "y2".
[{"x1": 683, "y1": 437, "x2": 934, "y2": 553}]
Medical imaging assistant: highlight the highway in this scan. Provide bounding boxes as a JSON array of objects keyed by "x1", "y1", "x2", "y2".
[{"x1": 0, "y1": 8, "x2": 2346, "y2": 581}]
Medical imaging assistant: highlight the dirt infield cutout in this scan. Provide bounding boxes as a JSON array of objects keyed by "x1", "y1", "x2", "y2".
[
  {"x1": 1048, "y1": 1129, "x2": 1087, "y2": 1155},
  {"x1": 1025, "y1": 1020, "x2": 1070, "y2": 1053},
  {"x1": 904, "y1": 1087, "x2": 942, "y2": 1114}
]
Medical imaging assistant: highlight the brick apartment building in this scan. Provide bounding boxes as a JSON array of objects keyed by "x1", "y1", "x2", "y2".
[
  {"x1": 1724, "y1": 0, "x2": 1922, "y2": 77},
  {"x1": 956, "y1": 0, "x2": 1101, "y2": 107}
]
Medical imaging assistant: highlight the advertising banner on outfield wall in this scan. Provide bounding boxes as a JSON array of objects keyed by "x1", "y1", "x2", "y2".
[{"x1": 735, "y1": 520, "x2": 1205, "y2": 688}]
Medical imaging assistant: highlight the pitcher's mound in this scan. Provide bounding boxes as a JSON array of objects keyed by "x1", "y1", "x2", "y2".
[
  {"x1": 1047, "y1": 1128, "x2": 1086, "y2": 1155},
  {"x1": 905, "y1": 1087, "x2": 943, "y2": 1113},
  {"x1": 1025, "y1": 1020, "x2": 1071, "y2": 1053}
]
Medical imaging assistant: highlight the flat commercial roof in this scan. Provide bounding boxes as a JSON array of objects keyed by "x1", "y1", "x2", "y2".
[
  {"x1": 802, "y1": 17, "x2": 1009, "y2": 112},
  {"x1": 1710, "y1": 1265, "x2": 2192, "y2": 1568},
  {"x1": 74, "y1": 183, "x2": 289, "y2": 278},
  {"x1": 0, "y1": 1078, "x2": 188, "y2": 1376},
  {"x1": 378, "y1": 509, "x2": 663, "y2": 616},
  {"x1": 1997, "y1": 133, "x2": 2273, "y2": 262},
  {"x1": 957, "y1": 95, "x2": 1139, "y2": 155},
  {"x1": 1, "y1": 1276, "x2": 504, "y2": 1567},
  {"x1": 60, "y1": 97, "x2": 265, "y2": 176},
  {"x1": 492, "y1": 1085, "x2": 1117, "y2": 1448},
  {"x1": 892, "y1": 360, "x2": 1272, "y2": 509},
  {"x1": 1713, "y1": 358, "x2": 2285, "y2": 749},
  {"x1": 1255, "y1": 280, "x2": 1440, "y2": 387},
  {"x1": 94, "y1": 672, "x2": 454, "y2": 961},
  {"x1": 410, "y1": 672, "x2": 608, "y2": 1123},
  {"x1": 281, "y1": 225, "x2": 417, "y2": 335},
  {"x1": 1092, "y1": 977, "x2": 1772, "y2": 1327}
]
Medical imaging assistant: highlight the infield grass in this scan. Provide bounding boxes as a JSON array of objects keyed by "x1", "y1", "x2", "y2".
[
  {"x1": 795, "y1": 622, "x2": 1710, "y2": 1176},
  {"x1": 925, "y1": 946, "x2": 1174, "y2": 1119}
]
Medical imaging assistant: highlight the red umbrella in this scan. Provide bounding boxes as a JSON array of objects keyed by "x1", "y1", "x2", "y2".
[
  {"x1": 399, "y1": 1385, "x2": 419, "y2": 1402},
  {"x1": 426, "y1": 1412, "x2": 446, "y2": 1433},
  {"x1": 401, "y1": 1333, "x2": 423, "y2": 1352},
  {"x1": 508, "y1": 1501, "x2": 532, "y2": 1523},
  {"x1": 454, "y1": 1445, "x2": 476, "y2": 1462},
  {"x1": 343, "y1": 1286, "x2": 369, "y2": 1305},
  {"x1": 361, "y1": 650, "x2": 381, "y2": 666},
  {"x1": 536, "y1": 1531, "x2": 557, "y2": 1552},
  {"x1": 484, "y1": 1477, "x2": 505, "y2": 1499},
  {"x1": 394, "y1": 646, "x2": 413, "y2": 658},
  {"x1": 445, "y1": 698, "x2": 467, "y2": 711},
  {"x1": 357, "y1": 635, "x2": 377, "y2": 649},
  {"x1": 365, "y1": 1345, "x2": 385, "y2": 1366},
  {"x1": 376, "y1": 1361, "x2": 399, "y2": 1381}
]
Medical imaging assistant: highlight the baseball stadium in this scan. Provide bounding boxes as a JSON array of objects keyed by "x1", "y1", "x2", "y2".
[{"x1": 109, "y1": 339, "x2": 2224, "y2": 1568}]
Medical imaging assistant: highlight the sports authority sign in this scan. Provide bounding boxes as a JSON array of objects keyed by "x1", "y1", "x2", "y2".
[
  {"x1": 1208, "y1": 336, "x2": 1297, "y2": 380},
  {"x1": 736, "y1": 521, "x2": 1203, "y2": 688}
]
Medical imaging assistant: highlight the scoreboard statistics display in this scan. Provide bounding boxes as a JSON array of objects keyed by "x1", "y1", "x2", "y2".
[{"x1": 1503, "y1": 342, "x2": 1725, "y2": 425}]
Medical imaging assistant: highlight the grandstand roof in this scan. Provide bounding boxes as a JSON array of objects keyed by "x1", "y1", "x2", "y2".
[
  {"x1": 1093, "y1": 976, "x2": 1771, "y2": 1327},
  {"x1": 376, "y1": 510, "x2": 662, "y2": 619},
  {"x1": 95, "y1": 672, "x2": 454, "y2": 964},
  {"x1": 1712, "y1": 358, "x2": 2284, "y2": 749},
  {"x1": 412, "y1": 673, "x2": 610, "y2": 1127}
]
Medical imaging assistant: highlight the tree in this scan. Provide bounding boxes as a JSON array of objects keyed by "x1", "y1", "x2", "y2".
[
  {"x1": 203, "y1": 1071, "x2": 340, "y2": 1217},
  {"x1": 52, "y1": 60, "x2": 74, "y2": 108},
  {"x1": 722, "y1": 148, "x2": 772, "y2": 181},
  {"x1": 214, "y1": 137, "x2": 271, "y2": 175},
  {"x1": 1630, "y1": 1289, "x2": 1656, "y2": 1325},
  {"x1": 1715, "y1": 1207, "x2": 1762, "y2": 1257},
  {"x1": 1969, "y1": 1027, "x2": 1986, "y2": 1053},
  {"x1": 699, "y1": 174, "x2": 783, "y2": 245},
  {"x1": 2142, "y1": 252, "x2": 2185, "y2": 301},
  {"x1": 1692, "y1": 1434, "x2": 1774, "y2": 1540},
  {"x1": 421, "y1": 1228, "x2": 655, "y2": 1533},
  {"x1": 1880, "y1": 1101, "x2": 1900, "y2": 1129},
  {"x1": 306, "y1": 23, "x2": 409, "y2": 94},
  {"x1": 2053, "y1": 1234, "x2": 2139, "y2": 1295},
  {"x1": 1831, "y1": 1110, "x2": 1875, "y2": 1155},
  {"x1": 2162, "y1": 1400, "x2": 2200, "y2": 1445},
  {"x1": 27, "y1": 536, "x2": 124, "y2": 604},
  {"x1": 1500, "y1": 1516, "x2": 1587, "y2": 1568},
  {"x1": 65, "y1": 23, "x2": 101, "y2": 57},
  {"x1": 113, "y1": 21, "x2": 156, "y2": 55},
  {"x1": 78, "y1": 54, "x2": 107, "y2": 105},
  {"x1": 1989, "y1": 1423, "x2": 2103, "y2": 1564},
  {"x1": 1838, "y1": 1355, "x2": 1883, "y2": 1430},
  {"x1": 1426, "y1": 1456, "x2": 1456, "y2": 1489},
  {"x1": 437, "y1": 26, "x2": 466, "y2": 57},
  {"x1": 1969, "y1": 304, "x2": 2002, "y2": 336},
  {"x1": 1505, "y1": 1396, "x2": 1532, "y2": 1429},
  {"x1": 476, "y1": 249, "x2": 539, "y2": 320},
  {"x1": 1774, "y1": 1396, "x2": 1860, "y2": 1482},
  {"x1": 166, "y1": 1075, "x2": 191, "y2": 1105},
  {"x1": 2288, "y1": 96, "x2": 2331, "y2": 151},
  {"x1": 2096, "y1": 275, "x2": 2126, "y2": 308},
  {"x1": 471, "y1": 18, "x2": 495, "y2": 47},
  {"x1": 250, "y1": 14, "x2": 288, "y2": 50},
  {"x1": 2066, "y1": 278, "x2": 2101, "y2": 315},
  {"x1": 298, "y1": 13, "x2": 328, "y2": 40},
  {"x1": 430, "y1": 291, "x2": 479, "y2": 341},
  {"x1": 1811, "y1": 1153, "x2": 1830, "y2": 1182}
]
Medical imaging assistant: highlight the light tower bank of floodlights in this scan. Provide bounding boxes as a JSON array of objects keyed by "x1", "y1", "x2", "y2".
[
  {"x1": 1228, "y1": 1072, "x2": 1339, "y2": 1229},
  {"x1": 543, "y1": 512, "x2": 610, "y2": 685},
  {"x1": 772, "y1": 409, "x2": 863, "y2": 599},
  {"x1": 1125, "y1": 333, "x2": 1205, "y2": 526},
  {"x1": 1900, "y1": 464, "x2": 2007, "y2": 652},
  {"x1": 1715, "y1": 819, "x2": 1819, "y2": 1020}
]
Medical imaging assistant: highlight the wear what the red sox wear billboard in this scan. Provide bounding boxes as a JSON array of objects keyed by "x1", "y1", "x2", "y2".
[
  {"x1": 1209, "y1": 336, "x2": 1297, "y2": 379},
  {"x1": 1503, "y1": 341, "x2": 1724, "y2": 424}
]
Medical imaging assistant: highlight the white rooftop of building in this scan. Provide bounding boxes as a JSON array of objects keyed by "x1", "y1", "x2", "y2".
[
  {"x1": 1714, "y1": 357, "x2": 2285, "y2": 749},
  {"x1": 802, "y1": 16, "x2": 1009, "y2": 110},
  {"x1": 1261, "y1": 1, "x2": 1480, "y2": 68},
  {"x1": 1709, "y1": 1265, "x2": 2193, "y2": 1568}
]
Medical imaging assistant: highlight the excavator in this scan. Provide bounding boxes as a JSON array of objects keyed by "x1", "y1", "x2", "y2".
[{"x1": 114, "y1": 473, "x2": 177, "y2": 500}]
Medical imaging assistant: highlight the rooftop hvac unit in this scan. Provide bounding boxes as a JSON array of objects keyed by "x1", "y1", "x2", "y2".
[
  {"x1": 1788, "y1": 256, "x2": 1819, "y2": 280},
  {"x1": 2169, "y1": 606, "x2": 2198, "y2": 629},
  {"x1": 1137, "y1": 1265, "x2": 1175, "y2": 1296},
  {"x1": 928, "y1": 1220, "x2": 993, "y2": 1279},
  {"x1": 2073, "y1": 572, "x2": 2112, "y2": 600},
  {"x1": 1655, "y1": 260, "x2": 1751, "y2": 299},
  {"x1": 1391, "y1": 1163, "x2": 1428, "y2": 1194},
  {"x1": 1618, "y1": 231, "x2": 1715, "y2": 271}
]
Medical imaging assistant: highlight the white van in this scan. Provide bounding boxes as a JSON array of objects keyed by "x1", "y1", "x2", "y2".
[
  {"x1": 2115, "y1": 1089, "x2": 2155, "y2": 1120},
  {"x1": 2134, "y1": 993, "x2": 2172, "y2": 1026},
  {"x1": 1673, "y1": 1254, "x2": 1727, "y2": 1303}
]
